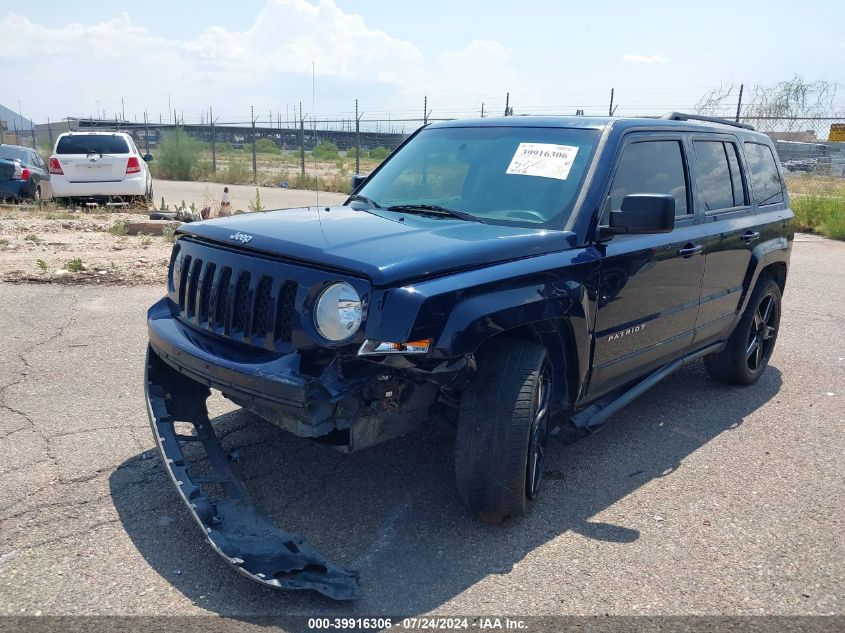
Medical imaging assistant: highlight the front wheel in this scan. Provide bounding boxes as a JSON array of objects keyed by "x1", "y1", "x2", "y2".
[
  {"x1": 455, "y1": 338, "x2": 551, "y2": 523},
  {"x1": 704, "y1": 276, "x2": 782, "y2": 385}
]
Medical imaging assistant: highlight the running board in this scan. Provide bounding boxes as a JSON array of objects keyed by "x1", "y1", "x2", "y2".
[
  {"x1": 570, "y1": 342, "x2": 723, "y2": 433},
  {"x1": 144, "y1": 348, "x2": 362, "y2": 600}
]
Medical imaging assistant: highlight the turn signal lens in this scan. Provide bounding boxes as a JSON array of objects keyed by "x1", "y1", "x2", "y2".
[{"x1": 358, "y1": 339, "x2": 432, "y2": 355}]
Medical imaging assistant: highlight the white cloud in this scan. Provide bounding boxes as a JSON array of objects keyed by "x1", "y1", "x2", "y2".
[
  {"x1": 621, "y1": 53, "x2": 669, "y2": 64},
  {"x1": 0, "y1": 1, "x2": 520, "y2": 121}
]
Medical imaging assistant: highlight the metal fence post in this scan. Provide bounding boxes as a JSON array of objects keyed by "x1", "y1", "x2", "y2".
[
  {"x1": 299, "y1": 102, "x2": 305, "y2": 180},
  {"x1": 47, "y1": 117, "x2": 53, "y2": 150},
  {"x1": 251, "y1": 105, "x2": 257, "y2": 185},
  {"x1": 209, "y1": 105, "x2": 216, "y2": 175},
  {"x1": 735, "y1": 83, "x2": 744, "y2": 123},
  {"x1": 355, "y1": 99, "x2": 361, "y2": 174}
]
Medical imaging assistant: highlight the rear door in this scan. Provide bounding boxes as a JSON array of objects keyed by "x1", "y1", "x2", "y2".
[
  {"x1": 589, "y1": 134, "x2": 706, "y2": 398},
  {"x1": 692, "y1": 137, "x2": 784, "y2": 344},
  {"x1": 53, "y1": 134, "x2": 131, "y2": 183}
]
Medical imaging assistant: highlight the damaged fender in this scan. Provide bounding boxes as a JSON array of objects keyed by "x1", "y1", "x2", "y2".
[{"x1": 144, "y1": 347, "x2": 362, "y2": 600}]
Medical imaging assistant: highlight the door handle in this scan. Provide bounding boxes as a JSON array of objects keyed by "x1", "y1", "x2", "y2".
[
  {"x1": 741, "y1": 230, "x2": 761, "y2": 242},
  {"x1": 678, "y1": 244, "x2": 703, "y2": 258}
]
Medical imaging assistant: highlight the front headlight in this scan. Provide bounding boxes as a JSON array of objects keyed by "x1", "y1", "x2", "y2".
[{"x1": 314, "y1": 282, "x2": 362, "y2": 342}]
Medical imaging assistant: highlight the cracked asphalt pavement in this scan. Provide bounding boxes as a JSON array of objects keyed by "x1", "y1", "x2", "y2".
[{"x1": 0, "y1": 235, "x2": 842, "y2": 617}]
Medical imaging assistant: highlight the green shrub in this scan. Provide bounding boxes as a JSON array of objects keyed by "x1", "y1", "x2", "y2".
[
  {"x1": 152, "y1": 127, "x2": 205, "y2": 180},
  {"x1": 255, "y1": 138, "x2": 280, "y2": 154},
  {"x1": 792, "y1": 195, "x2": 845, "y2": 240},
  {"x1": 313, "y1": 141, "x2": 340, "y2": 160},
  {"x1": 66, "y1": 258, "x2": 84, "y2": 272},
  {"x1": 248, "y1": 188, "x2": 264, "y2": 212},
  {"x1": 368, "y1": 146, "x2": 390, "y2": 161}
]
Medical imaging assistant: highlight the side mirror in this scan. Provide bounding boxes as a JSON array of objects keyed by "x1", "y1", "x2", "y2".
[
  {"x1": 603, "y1": 194, "x2": 675, "y2": 236},
  {"x1": 143, "y1": 153, "x2": 153, "y2": 162},
  {"x1": 350, "y1": 174, "x2": 367, "y2": 191}
]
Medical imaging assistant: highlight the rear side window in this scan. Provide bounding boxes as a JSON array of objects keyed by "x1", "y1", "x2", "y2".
[
  {"x1": 608, "y1": 140, "x2": 689, "y2": 216},
  {"x1": 694, "y1": 141, "x2": 747, "y2": 211},
  {"x1": 56, "y1": 135, "x2": 130, "y2": 155},
  {"x1": 744, "y1": 142, "x2": 783, "y2": 206}
]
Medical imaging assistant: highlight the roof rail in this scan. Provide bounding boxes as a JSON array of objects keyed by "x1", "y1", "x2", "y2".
[{"x1": 661, "y1": 111, "x2": 755, "y2": 131}]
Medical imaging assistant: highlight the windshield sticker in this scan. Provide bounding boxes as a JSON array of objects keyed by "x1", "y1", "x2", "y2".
[{"x1": 506, "y1": 143, "x2": 579, "y2": 180}]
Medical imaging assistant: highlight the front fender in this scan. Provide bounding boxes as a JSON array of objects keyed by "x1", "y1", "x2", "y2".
[{"x1": 364, "y1": 247, "x2": 603, "y2": 406}]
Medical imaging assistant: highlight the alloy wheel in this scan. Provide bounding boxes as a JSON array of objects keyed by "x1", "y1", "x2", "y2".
[
  {"x1": 526, "y1": 363, "x2": 551, "y2": 500},
  {"x1": 746, "y1": 291, "x2": 779, "y2": 373}
]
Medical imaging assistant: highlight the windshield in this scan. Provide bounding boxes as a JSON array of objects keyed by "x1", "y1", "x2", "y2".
[
  {"x1": 357, "y1": 126, "x2": 600, "y2": 228},
  {"x1": 56, "y1": 135, "x2": 130, "y2": 155},
  {"x1": 0, "y1": 146, "x2": 27, "y2": 161}
]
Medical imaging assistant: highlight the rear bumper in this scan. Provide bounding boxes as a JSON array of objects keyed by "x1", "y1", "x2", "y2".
[
  {"x1": 144, "y1": 346, "x2": 362, "y2": 599},
  {"x1": 51, "y1": 175, "x2": 146, "y2": 198},
  {"x1": 0, "y1": 180, "x2": 30, "y2": 199}
]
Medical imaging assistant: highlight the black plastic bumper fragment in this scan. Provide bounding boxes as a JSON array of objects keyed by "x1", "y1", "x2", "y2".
[{"x1": 144, "y1": 347, "x2": 362, "y2": 600}]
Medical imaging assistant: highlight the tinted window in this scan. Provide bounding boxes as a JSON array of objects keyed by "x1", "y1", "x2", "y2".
[
  {"x1": 608, "y1": 140, "x2": 688, "y2": 216},
  {"x1": 744, "y1": 142, "x2": 783, "y2": 205},
  {"x1": 694, "y1": 141, "x2": 734, "y2": 211},
  {"x1": 358, "y1": 126, "x2": 600, "y2": 228},
  {"x1": 56, "y1": 135, "x2": 130, "y2": 155},
  {"x1": 0, "y1": 146, "x2": 28, "y2": 161},
  {"x1": 726, "y1": 143, "x2": 746, "y2": 206}
]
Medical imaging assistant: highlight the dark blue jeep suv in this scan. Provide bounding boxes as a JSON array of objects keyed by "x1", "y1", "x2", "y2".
[{"x1": 145, "y1": 113, "x2": 793, "y2": 599}]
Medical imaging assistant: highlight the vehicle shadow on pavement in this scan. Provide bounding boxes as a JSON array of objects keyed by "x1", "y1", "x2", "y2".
[{"x1": 110, "y1": 361, "x2": 782, "y2": 617}]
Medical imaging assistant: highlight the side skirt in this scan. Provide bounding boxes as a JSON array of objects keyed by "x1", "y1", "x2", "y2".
[{"x1": 568, "y1": 342, "x2": 725, "y2": 434}]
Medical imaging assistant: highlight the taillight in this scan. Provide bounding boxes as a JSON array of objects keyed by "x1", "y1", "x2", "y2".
[
  {"x1": 126, "y1": 156, "x2": 141, "y2": 174},
  {"x1": 48, "y1": 158, "x2": 63, "y2": 175},
  {"x1": 19, "y1": 168, "x2": 31, "y2": 181}
]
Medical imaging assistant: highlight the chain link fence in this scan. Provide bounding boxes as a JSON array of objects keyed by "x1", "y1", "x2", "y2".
[{"x1": 36, "y1": 105, "x2": 845, "y2": 202}]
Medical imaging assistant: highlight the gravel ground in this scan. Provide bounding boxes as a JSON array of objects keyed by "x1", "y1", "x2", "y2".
[
  {"x1": 0, "y1": 184, "x2": 346, "y2": 285},
  {"x1": 0, "y1": 235, "x2": 842, "y2": 617}
]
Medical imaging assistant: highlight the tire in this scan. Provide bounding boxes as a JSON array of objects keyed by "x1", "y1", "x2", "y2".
[
  {"x1": 145, "y1": 184, "x2": 154, "y2": 205},
  {"x1": 34, "y1": 184, "x2": 42, "y2": 202},
  {"x1": 455, "y1": 338, "x2": 551, "y2": 523},
  {"x1": 704, "y1": 276, "x2": 782, "y2": 385}
]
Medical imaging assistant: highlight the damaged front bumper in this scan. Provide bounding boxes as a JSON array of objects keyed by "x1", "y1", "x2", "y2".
[{"x1": 144, "y1": 347, "x2": 362, "y2": 600}]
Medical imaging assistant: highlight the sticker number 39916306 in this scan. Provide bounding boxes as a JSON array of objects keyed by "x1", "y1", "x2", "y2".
[{"x1": 506, "y1": 143, "x2": 579, "y2": 181}]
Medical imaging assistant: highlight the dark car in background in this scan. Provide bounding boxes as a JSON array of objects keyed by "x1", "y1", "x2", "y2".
[{"x1": 0, "y1": 143, "x2": 50, "y2": 202}]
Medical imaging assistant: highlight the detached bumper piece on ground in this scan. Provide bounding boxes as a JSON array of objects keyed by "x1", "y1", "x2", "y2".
[{"x1": 144, "y1": 349, "x2": 362, "y2": 600}]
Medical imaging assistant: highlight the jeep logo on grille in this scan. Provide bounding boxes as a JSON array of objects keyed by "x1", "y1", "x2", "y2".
[{"x1": 229, "y1": 232, "x2": 254, "y2": 244}]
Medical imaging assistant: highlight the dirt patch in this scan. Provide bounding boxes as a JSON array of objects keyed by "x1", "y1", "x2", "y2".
[{"x1": 0, "y1": 204, "x2": 172, "y2": 286}]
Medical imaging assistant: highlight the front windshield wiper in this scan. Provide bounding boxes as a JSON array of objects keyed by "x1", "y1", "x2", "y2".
[
  {"x1": 386, "y1": 204, "x2": 486, "y2": 224},
  {"x1": 348, "y1": 194, "x2": 382, "y2": 209}
]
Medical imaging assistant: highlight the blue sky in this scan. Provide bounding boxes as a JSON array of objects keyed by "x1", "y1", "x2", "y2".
[{"x1": 3, "y1": 0, "x2": 844, "y2": 124}]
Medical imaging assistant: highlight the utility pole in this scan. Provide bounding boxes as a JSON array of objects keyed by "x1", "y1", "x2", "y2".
[
  {"x1": 735, "y1": 83, "x2": 744, "y2": 122},
  {"x1": 144, "y1": 111, "x2": 150, "y2": 155},
  {"x1": 121, "y1": 97, "x2": 125, "y2": 121},
  {"x1": 504, "y1": 92, "x2": 511, "y2": 116},
  {"x1": 481, "y1": 102, "x2": 485, "y2": 118},
  {"x1": 608, "y1": 88, "x2": 615, "y2": 116},
  {"x1": 423, "y1": 96, "x2": 428, "y2": 125}
]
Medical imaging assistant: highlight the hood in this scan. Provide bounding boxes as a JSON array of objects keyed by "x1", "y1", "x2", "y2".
[{"x1": 177, "y1": 205, "x2": 575, "y2": 286}]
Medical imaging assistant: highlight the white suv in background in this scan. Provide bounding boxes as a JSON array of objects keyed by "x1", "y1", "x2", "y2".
[{"x1": 49, "y1": 131, "x2": 153, "y2": 204}]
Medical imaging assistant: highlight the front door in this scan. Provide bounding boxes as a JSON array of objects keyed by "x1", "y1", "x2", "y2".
[{"x1": 588, "y1": 136, "x2": 705, "y2": 399}]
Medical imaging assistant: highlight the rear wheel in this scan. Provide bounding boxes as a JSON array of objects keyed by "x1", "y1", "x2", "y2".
[
  {"x1": 455, "y1": 338, "x2": 551, "y2": 523},
  {"x1": 704, "y1": 276, "x2": 782, "y2": 385},
  {"x1": 34, "y1": 184, "x2": 42, "y2": 201}
]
